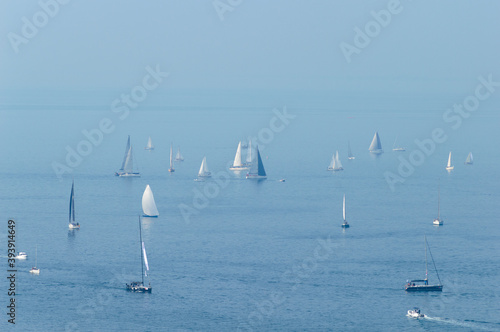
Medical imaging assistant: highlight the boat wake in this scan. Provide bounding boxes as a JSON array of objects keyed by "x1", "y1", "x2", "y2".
[{"x1": 423, "y1": 315, "x2": 500, "y2": 331}]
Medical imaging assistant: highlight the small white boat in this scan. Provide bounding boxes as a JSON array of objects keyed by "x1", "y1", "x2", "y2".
[
  {"x1": 279, "y1": 179, "x2": 286, "y2": 182},
  {"x1": 229, "y1": 141, "x2": 250, "y2": 171},
  {"x1": 246, "y1": 146, "x2": 267, "y2": 179},
  {"x1": 168, "y1": 143, "x2": 175, "y2": 172},
  {"x1": 433, "y1": 184, "x2": 444, "y2": 226},
  {"x1": 407, "y1": 308, "x2": 425, "y2": 318},
  {"x1": 347, "y1": 141, "x2": 355, "y2": 160},
  {"x1": 392, "y1": 136, "x2": 406, "y2": 151},
  {"x1": 369, "y1": 132, "x2": 383, "y2": 154},
  {"x1": 198, "y1": 157, "x2": 212, "y2": 178},
  {"x1": 445, "y1": 151, "x2": 454, "y2": 171},
  {"x1": 175, "y1": 147, "x2": 184, "y2": 161},
  {"x1": 68, "y1": 180, "x2": 80, "y2": 229},
  {"x1": 142, "y1": 185, "x2": 159, "y2": 217},
  {"x1": 29, "y1": 246, "x2": 40, "y2": 275},
  {"x1": 116, "y1": 136, "x2": 140, "y2": 177},
  {"x1": 464, "y1": 152, "x2": 473, "y2": 165},
  {"x1": 15, "y1": 252, "x2": 27, "y2": 260},
  {"x1": 144, "y1": 136, "x2": 154, "y2": 150},
  {"x1": 341, "y1": 194, "x2": 349, "y2": 228}
]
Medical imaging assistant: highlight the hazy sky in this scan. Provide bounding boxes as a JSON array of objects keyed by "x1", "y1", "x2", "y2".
[{"x1": 1, "y1": 1, "x2": 499, "y2": 100}]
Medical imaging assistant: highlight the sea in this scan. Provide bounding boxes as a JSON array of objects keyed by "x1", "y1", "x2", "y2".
[{"x1": 1, "y1": 92, "x2": 499, "y2": 331}]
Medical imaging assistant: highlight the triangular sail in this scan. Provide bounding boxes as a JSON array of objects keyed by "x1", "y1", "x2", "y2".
[
  {"x1": 246, "y1": 141, "x2": 253, "y2": 164},
  {"x1": 233, "y1": 142, "x2": 243, "y2": 167},
  {"x1": 369, "y1": 132, "x2": 382, "y2": 151},
  {"x1": 329, "y1": 153, "x2": 335, "y2": 169},
  {"x1": 198, "y1": 157, "x2": 210, "y2": 176},
  {"x1": 146, "y1": 137, "x2": 153, "y2": 149},
  {"x1": 123, "y1": 145, "x2": 134, "y2": 173},
  {"x1": 69, "y1": 181, "x2": 75, "y2": 223},
  {"x1": 175, "y1": 147, "x2": 184, "y2": 161},
  {"x1": 120, "y1": 136, "x2": 131, "y2": 170},
  {"x1": 343, "y1": 194, "x2": 346, "y2": 222},
  {"x1": 465, "y1": 152, "x2": 473, "y2": 164},
  {"x1": 447, "y1": 152, "x2": 452, "y2": 167},
  {"x1": 142, "y1": 242, "x2": 149, "y2": 276},
  {"x1": 334, "y1": 151, "x2": 343, "y2": 170},
  {"x1": 169, "y1": 144, "x2": 174, "y2": 170},
  {"x1": 142, "y1": 185, "x2": 159, "y2": 217}
]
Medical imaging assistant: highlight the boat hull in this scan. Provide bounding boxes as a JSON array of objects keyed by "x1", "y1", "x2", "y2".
[
  {"x1": 30, "y1": 268, "x2": 40, "y2": 275},
  {"x1": 369, "y1": 149, "x2": 384, "y2": 154},
  {"x1": 341, "y1": 223, "x2": 349, "y2": 228},
  {"x1": 116, "y1": 172, "x2": 141, "y2": 177},
  {"x1": 445, "y1": 166, "x2": 454, "y2": 171},
  {"x1": 142, "y1": 215, "x2": 158, "y2": 218},
  {"x1": 246, "y1": 174, "x2": 267, "y2": 179},
  {"x1": 405, "y1": 285, "x2": 442, "y2": 292},
  {"x1": 68, "y1": 223, "x2": 80, "y2": 229},
  {"x1": 126, "y1": 283, "x2": 152, "y2": 293},
  {"x1": 433, "y1": 219, "x2": 443, "y2": 226},
  {"x1": 229, "y1": 166, "x2": 249, "y2": 171}
]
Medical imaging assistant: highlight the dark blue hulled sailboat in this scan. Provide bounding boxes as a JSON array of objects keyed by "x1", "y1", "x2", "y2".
[
  {"x1": 246, "y1": 145, "x2": 267, "y2": 179},
  {"x1": 405, "y1": 236, "x2": 443, "y2": 292},
  {"x1": 126, "y1": 217, "x2": 152, "y2": 293},
  {"x1": 68, "y1": 180, "x2": 80, "y2": 229}
]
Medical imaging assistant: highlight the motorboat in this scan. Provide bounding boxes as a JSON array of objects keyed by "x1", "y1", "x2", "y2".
[{"x1": 407, "y1": 308, "x2": 425, "y2": 318}]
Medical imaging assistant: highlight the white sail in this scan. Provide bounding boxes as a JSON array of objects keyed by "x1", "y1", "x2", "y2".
[
  {"x1": 169, "y1": 144, "x2": 174, "y2": 170},
  {"x1": 233, "y1": 141, "x2": 243, "y2": 167},
  {"x1": 334, "y1": 151, "x2": 343, "y2": 170},
  {"x1": 343, "y1": 194, "x2": 346, "y2": 222},
  {"x1": 328, "y1": 153, "x2": 335, "y2": 169},
  {"x1": 465, "y1": 152, "x2": 473, "y2": 164},
  {"x1": 120, "y1": 136, "x2": 131, "y2": 170},
  {"x1": 123, "y1": 145, "x2": 134, "y2": 173},
  {"x1": 348, "y1": 141, "x2": 354, "y2": 159},
  {"x1": 175, "y1": 147, "x2": 184, "y2": 161},
  {"x1": 198, "y1": 157, "x2": 211, "y2": 177},
  {"x1": 142, "y1": 242, "x2": 149, "y2": 274},
  {"x1": 142, "y1": 185, "x2": 159, "y2": 217},
  {"x1": 446, "y1": 151, "x2": 453, "y2": 169},
  {"x1": 145, "y1": 137, "x2": 154, "y2": 150},
  {"x1": 246, "y1": 140, "x2": 253, "y2": 164},
  {"x1": 369, "y1": 132, "x2": 383, "y2": 153}
]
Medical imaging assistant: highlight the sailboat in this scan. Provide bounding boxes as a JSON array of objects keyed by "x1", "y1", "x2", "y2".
[
  {"x1": 175, "y1": 147, "x2": 184, "y2": 161},
  {"x1": 142, "y1": 185, "x2": 159, "y2": 217},
  {"x1": 433, "y1": 184, "x2": 444, "y2": 226},
  {"x1": 392, "y1": 136, "x2": 406, "y2": 151},
  {"x1": 405, "y1": 236, "x2": 443, "y2": 292},
  {"x1": 29, "y1": 245, "x2": 40, "y2": 275},
  {"x1": 126, "y1": 217, "x2": 152, "y2": 293},
  {"x1": 341, "y1": 194, "x2": 349, "y2": 228},
  {"x1": 68, "y1": 180, "x2": 80, "y2": 229},
  {"x1": 246, "y1": 145, "x2": 267, "y2": 179},
  {"x1": 327, "y1": 151, "x2": 343, "y2": 171},
  {"x1": 445, "y1": 151, "x2": 454, "y2": 171},
  {"x1": 115, "y1": 136, "x2": 140, "y2": 177},
  {"x1": 368, "y1": 132, "x2": 383, "y2": 154},
  {"x1": 198, "y1": 157, "x2": 211, "y2": 178},
  {"x1": 144, "y1": 137, "x2": 154, "y2": 150},
  {"x1": 230, "y1": 141, "x2": 250, "y2": 171},
  {"x1": 465, "y1": 152, "x2": 473, "y2": 165},
  {"x1": 168, "y1": 143, "x2": 175, "y2": 172},
  {"x1": 347, "y1": 141, "x2": 355, "y2": 160},
  {"x1": 245, "y1": 140, "x2": 253, "y2": 166}
]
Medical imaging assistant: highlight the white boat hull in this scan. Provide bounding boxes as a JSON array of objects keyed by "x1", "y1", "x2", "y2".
[
  {"x1": 407, "y1": 310, "x2": 425, "y2": 318},
  {"x1": 393, "y1": 148, "x2": 406, "y2": 151},
  {"x1": 116, "y1": 172, "x2": 141, "y2": 177},
  {"x1": 30, "y1": 268, "x2": 40, "y2": 275},
  {"x1": 433, "y1": 219, "x2": 443, "y2": 226},
  {"x1": 68, "y1": 223, "x2": 80, "y2": 229},
  {"x1": 446, "y1": 166, "x2": 454, "y2": 171},
  {"x1": 229, "y1": 166, "x2": 250, "y2": 171},
  {"x1": 348, "y1": 157, "x2": 355, "y2": 160},
  {"x1": 369, "y1": 149, "x2": 384, "y2": 154},
  {"x1": 246, "y1": 174, "x2": 267, "y2": 179},
  {"x1": 15, "y1": 253, "x2": 27, "y2": 260}
]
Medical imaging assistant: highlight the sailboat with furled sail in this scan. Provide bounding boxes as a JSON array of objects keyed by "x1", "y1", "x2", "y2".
[
  {"x1": 142, "y1": 185, "x2": 159, "y2": 217},
  {"x1": 175, "y1": 147, "x2": 184, "y2": 161},
  {"x1": 341, "y1": 194, "x2": 349, "y2": 228},
  {"x1": 68, "y1": 180, "x2": 80, "y2": 229},
  {"x1": 246, "y1": 145, "x2": 267, "y2": 179},
  {"x1": 126, "y1": 217, "x2": 152, "y2": 293},
  {"x1": 433, "y1": 184, "x2": 443, "y2": 226},
  {"x1": 405, "y1": 235, "x2": 443, "y2": 292},
  {"x1": 116, "y1": 136, "x2": 140, "y2": 177},
  {"x1": 168, "y1": 143, "x2": 175, "y2": 172},
  {"x1": 144, "y1": 137, "x2": 154, "y2": 150},
  {"x1": 465, "y1": 152, "x2": 473, "y2": 165},
  {"x1": 445, "y1": 151, "x2": 454, "y2": 171},
  {"x1": 230, "y1": 141, "x2": 250, "y2": 171},
  {"x1": 198, "y1": 157, "x2": 211, "y2": 178},
  {"x1": 368, "y1": 132, "x2": 383, "y2": 154},
  {"x1": 348, "y1": 141, "x2": 355, "y2": 160}
]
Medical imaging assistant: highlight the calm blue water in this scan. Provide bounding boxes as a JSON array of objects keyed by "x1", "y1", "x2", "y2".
[{"x1": 1, "y1": 98, "x2": 499, "y2": 331}]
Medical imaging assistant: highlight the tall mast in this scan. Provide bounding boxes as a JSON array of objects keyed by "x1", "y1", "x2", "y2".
[
  {"x1": 424, "y1": 235, "x2": 428, "y2": 280},
  {"x1": 437, "y1": 184, "x2": 440, "y2": 219},
  {"x1": 139, "y1": 217, "x2": 144, "y2": 285}
]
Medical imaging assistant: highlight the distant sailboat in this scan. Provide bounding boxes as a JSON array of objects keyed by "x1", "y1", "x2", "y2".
[
  {"x1": 168, "y1": 143, "x2": 175, "y2": 172},
  {"x1": 341, "y1": 194, "x2": 349, "y2": 228},
  {"x1": 392, "y1": 136, "x2": 406, "y2": 151},
  {"x1": 175, "y1": 147, "x2": 184, "y2": 162},
  {"x1": 142, "y1": 185, "x2": 159, "y2": 217},
  {"x1": 229, "y1": 141, "x2": 249, "y2": 171},
  {"x1": 246, "y1": 145, "x2": 267, "y2": 179},
  {"x1": 126, "y1": 217, "x2": 152, "y2": 293},
  {"x1": 347, "y1": 141, "x2": 355, "y2": 160},
  {"x1": 327, "y1": 151, "x2": 343, "y2": 171},
  {"x1": 445, "y1": 151, "x2": 454, "y2": 171},
  {"x1": 405, "y1": 236, "x2": 443, "y2": 292},
  {"x1": 245, "y1": 140, "x2": 253, "y2": 166},
  {"x1": 198, "y1": 157, "x2": 211, "y2": 178},
  {"x1": 116, "y1": 136, "x2": 140, "y2": 177},
  {"x1": 144, "y1": 137, "x2": 154, "y2": 150},
  {"x1": 68, "y1": 180, "x2": 80, "y2": 229},
  {"x1": 29, "y1": 245, "x2": 40, "y2": 275},
  {"x1": 433, "y1": 184, "x2": 443, "y2": 226},
  {"x1": 465, "y1": 152, "x2": 473, "y2": 165},
  {"x1": 369, "y1": 132, "x2": 383, "y2": 154}
]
